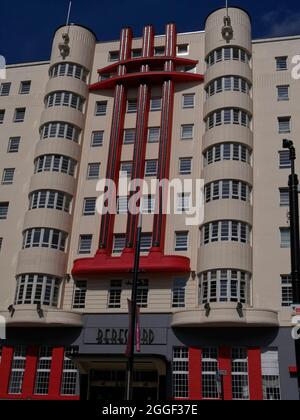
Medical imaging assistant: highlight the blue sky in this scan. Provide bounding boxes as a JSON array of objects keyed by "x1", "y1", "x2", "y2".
[{"x1": 1, "y1": 0, "x2": 300, "y2": 64}]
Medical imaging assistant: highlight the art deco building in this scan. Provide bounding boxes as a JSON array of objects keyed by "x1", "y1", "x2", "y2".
[{"x1": 0, "y1": 6, "x2": 299, "y2": 400}]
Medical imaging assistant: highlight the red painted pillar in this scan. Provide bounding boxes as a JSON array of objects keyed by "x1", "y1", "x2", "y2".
[
  {"x1": 48, "y1": 347, "x2": 64, "y2": 398},
  {"x1": 248, "y1": 348, "x2": 263, "y2": 400},
  {"x1": 22, "y1": 346, "x2": 39, "y2": 399},
  {"x1": 0, "y1": 346, "x2": 13, "y2": 396},
  {"x1": 189, "y1": 348, "x2": 202, "y2": 400},
  {"x1": 219, "y1": 347, "x2": 232, "y2": 400}
]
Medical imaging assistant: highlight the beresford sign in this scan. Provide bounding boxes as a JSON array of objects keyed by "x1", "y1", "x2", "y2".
[{"x1": 83, "y1": 327, "x2": 167, "y2": 346}]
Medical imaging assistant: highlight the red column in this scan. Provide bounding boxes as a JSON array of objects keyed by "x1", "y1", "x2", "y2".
[
  {"x1": 189, "y1": 348, "x2": 202, "y2": 400},
  {"x1": 48, "y1": 347, "x2": 64, "y2": 398},
  {"x1": 0, "y1": 346, "x2": 13, "y2": 397},
  {"x1": 219, "y1": 347, "x2": 232, "y2": 400},
  {"x1": 22, "y1": 346, "x2": 39, "y2": 398},
  {"x1": 248, "y1": 348, "x2": 263, "y2": 400}
]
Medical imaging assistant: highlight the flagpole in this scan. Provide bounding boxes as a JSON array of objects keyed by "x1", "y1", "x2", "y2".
[{"x1": 125, "y1": 208, "x2": 143, "y2": 401}]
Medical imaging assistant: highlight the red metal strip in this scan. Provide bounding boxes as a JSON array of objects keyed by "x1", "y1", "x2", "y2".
[{"x1": 248, "y1": 348, "x2": 263, "y2": 400}]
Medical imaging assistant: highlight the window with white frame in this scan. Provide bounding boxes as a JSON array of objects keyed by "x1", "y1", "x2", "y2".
[
  {"x1": 83, "y1": 198, "x2": 96, "y2": 216},
  {"x1": 179, "y1": 158, "x2": 192, "y2": 175},
  {"x1": 281, "y1": 275, "x2": 293, "y2": 307},
  {"x1": 206, "y1": 47, "x2": 250, "y2": 67},
  {"x1": 29, "y1": 190, "x2": 72, "y2": 213},
  {"x1": 123, "y1": 129, "x2": 136, "y2": 145},
  {"x1": 276, "y1": 56, "x2": 288, "y2": 71},
  {"x1": 202, "y1": 348, "x2": 219, "y2": 399},
  {"x1": 87, "y1": 163, "x2": 100, "y2": 179},
  {"x1": 91, "y1": 131, "x2": 104, "y2": 147},
  {"x1": 172, "y1": 347, "x2": 189, "y2": 399},
  {"x1": 202, "y1": 221, "x2": 251, "y2": 245},
  {"x1": 8, "y1": 136, "x2": 20, "y2": 153},
  {"x1": 46, "y1": 91, "x2": 84, "y2": 111},
  {"x1": 206, "y1": 77, "x2": 250, "y2": 97},
  {"x1": 204, "y1": 143, "x2": 251, "y2": 166},
  {"x1": 182, "y1": 94, "x2": 195, "y2": 109},
  {"x1": 117, "y1": 196, "x2": 128, "y2": 214},
  {"x1": 109, "y1": 51, "x2": 120, "y2": 62},
  {"x1": 14, "y1": 108, "x2": 26, "y2": 123},
  {"x1": 137, "y1": 279, "x2": 149, "y2": 308},
  {"x1": 40, "y1": 122, "x2": 80, "y2": 142},
  {"x1": 279, "y1": 188, "x2": 289, "y2": 207},
  {"x1": 277, "y1": 85, "x2": 289, "y2": 101},
  {"x1": 206, "y1": 109, "x2": 251, "y2": 130},
  {"x1": 108, "y1": 280, "x2": 122, "y2": 308},
  {"x1": 113, "y1": 234, "x2": 126, "y2": 253},
  {"x1": 22, "y1": 228, "x2": 67, "y2": 251},
  {"x1": 150, "y1": 97, "x2": 162, "y2": 111},
  {"x1": 280, "y1": 227, "x2": 290, "y2": 248},
  {"x1": 95, "y1": 101, "x2": 107, "y2": 116},
  {"x1": 261, "y1": 349, "x2": 281, "y2": 400},
  {"x1": 172, "y1": 278, "x2": 187, "y2": 308},
  {"x1": 148, "y1": 127, "x2": 160, "y2": 143},
  {"x1": 73, "y1": 281, "x2": 87, "y2": 309},
  {"x1": 278, "y1": 117, "x2": 291, "y2": 133},
  {"x1": 177, "y1": 193, "x2": 191, "y2": 212},
  {"x1": 0, "y1": 82, "x2": 11, "y2": 96},
  {"x1": 127, "y1": 99, "x2": 138, "y2": 113},
  {"x1": 199, "y1": 270, "x2": 250, "y2": 304},
  {"x1": 0, "y1": 109, "x2": 5, "y2": 124},
  {"x1": 231, "y1": 348, "x2": 249, "y2": 400},
  {"x1": 175, "y1": 231, "x2": 189, "y2": 251},
  {"x1": 60, "y1": 349, "x2": 79, "y2": 396},
  {"x1": 0, "y1": 202, "x2": 9, "y2": 220},
  {"x1": 279, "y1": 150, "x2": 291, "y2": 169},
  {"x1": 145, "y1": 160, "x2": 158, "y2": 177},
  {"x1": 34, "y1": 347, "x2": 52, "y2": 395},
  {"x1": 78, "y1": 234, "x2": 93, "y2": 254},
  {"x1": 205, "y1": 180, "x2": 251, "y2": 203},
  {"x1": 15, "y1": 274, "x2": 60, "y2": 307},
  {"x1": 140, "y1": 234, "x2": 152, "y2": 253},
  {"x1": 50, "y1": 63, "x2": 88, "y2": 82},
  {"x1": 19, "y1": 81, "x2": 31, "y2": 95},
  {"x1": 2, "y1": 168, "x2": 15, "y2": 185},
  {"x1": 34, "y1": 155, "x2": 76, "y2": 176},
  {"x1": 181, "y1": 124, "x2": 194, "y2": 140},
  {"x1": 177, "y1": 44, "x2": 189, "y2": 56},
  {"x1": 120, "y1": 162, "x2": 133, "y2": 178},
  {"x1": 8, "y1": 346, "x2": 26, "y2": 395},
  {"x1": 142, "y1": 195, "x2": 155, "y2": 214}
]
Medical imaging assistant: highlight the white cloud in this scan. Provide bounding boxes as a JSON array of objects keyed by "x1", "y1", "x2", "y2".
[{"x1": 262, "y1": 9, "x2": 300, "y2": 37}]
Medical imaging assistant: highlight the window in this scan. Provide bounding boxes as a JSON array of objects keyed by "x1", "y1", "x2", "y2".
[
  {"x1": 261, "y1": 349, "x2": 281, "y2": 400},
  {"x1": 91, "y1": 131, "x2": 104, "y2": 147},
  {"x1": 279, "y1": 188, "x2": 289, "y2": 207},
  {"x1": 172, "y1": 347, "x2": 189, "y2": 399},
  {"x1": 199, "y1": 270, "x2": 250, "y2": 304},
  {"x1": 50, "y1": 63, "x2": 88, "y2": 82},
  {"x1": 0, "y1": 110, "x2": 5, "y2": 124},
  {"x1": 60, "y1": 349, "x2": 79, "y2": 396},
  {"x1": 177, "y1": 44, "x2": 189, "y2": 56},
  {"x1": 179, "y1": 158, "x2": 192, "y2": 175},
  {"x1": 34, "y1": 347, "x2": 52, "y2": 395},
  {"x1": 205, "y1": 181, "x2": 251, "y2": 203},
  {"x1": 120, "y1": 162, "x2": 133, "y2": 177},
  {"x1": 19, "y1": 81, "x2": 31, "y2": 95},
  {"x1": 137, "y1": 279, "x2": 149, "y2": 308},
  {"x1": 40, "y1": 122, "x2": 80, "y2": 142},
  {"x1": 280, "y1": 228, "x2": 290, "y2": 248},
  {"x1": 0, "y1": 202, "x2": 9, "y2": 220},
  {"x1": 8, "y1": 137, "x2": 20, "y2": 153},
  {"x1": 78, "y1": 235, "x2": 93, "y2": 254},
  {"x1": 181, "y1": 124, "x2": 194, "y2": 140},
  {"x1": 109, "y1": 51, "x2": 120, "y2": 62},
  {"x1": 232, "y1": 348, "x2": 249, "y2": 400},
  {"x1": 87, "y1": 163, "x2": 100, "y2": 179},
  {"x1": 202, "y1": 348, "x2": 219, "y2": 399},
  {"x1": 206, "y1": 77, "x2": 250, "y2": 97},
  {"x1": 132, "y1": 49, "x2": 142, "y2": 58},
  {"x1": 2, "y1": 168, "x2": 15, "y2": 185},
  {"x1": 142, "y1": 195, "x2": 155, "y2": 214},
  {"x1": 113, "y1": 234, "x2": 126, "y2": 254},
  {"x1": 108, "y1": 280, "x2": 122, "y2": 308},
  {"x1": 202, "y1": 221, "x2": 251, "y2": 244},
  {"x1": 207, "y1": 47, "x2": 250, "y2": 67},
  {"x1": 117, "y1": 196, "x2": 128, "y2": 214},
  {"x1": 150, "y1": 97, "x2": 162, "y2": 111},
  {"x1": 279, "y1": 151, "x2": 291, "y2": 169},
  {"x1": 140, "y1": 234, "x2": 152, "y2": 253},
  {"x1": 172, "y1": 278, "x2": 186, "y2": 308},
  {"x1": 175, "y1": 232, "x2": 188, "y2": 251},
  {"x1": 23, "y1": 228, "x2": 67, "y2": 251},
  {"x1": 14, "y1": 108, "x2": 26, "y2": 123},
  {"x1": 95, "y1": 101, "x2": 107, "y2": 116},
  {"x1": 177, "y1": 193, "x2": 191, "y2": 212},
  {"x1": 148, "y1": 127, "x2": 160, "y2": 143},
  {"x1": 123, "y1": 129, "x2": 136, "y2": 145},
  {"x1": 8, "y1": 346, "x2": 26, "y2": 394},
  {"x1": 207, "y1": 109, "x2": 250, "y2": 130},
  {"x1": 278, "y1": 117, "x2": 291, "y2": 133},
  {"x1": 154, "y1": 46, "x2": 165, "y2": 56},
  {"x1": 276, "y1": 56, "x2": 288, "y2": 71},
  {"x1": 127, "y1": 99, "x2": 137, "y2": 113},
  {"x1": 182, "y1": 94, "x2": 195, "y2": 109},
  {"x1": 34, "y1": 155, "x2": 76, "y2": 176},
  {"x1": 29, "y1": 190, "x2": 72, "y2": 213},
  {"x1": 0, "y1": 82, "x2": 11, "y2": 96},
  {"x1": 46, "y1": 91, "x2": 84, "y2": 111},
  {"x1": 277, "y1": 85, "x2": 289, "y2": 101},
  {"x1": 15, "y1": 274, "x2": 60, "y2": 307},
  {"x1": 281, "y1": 275, "x2": 293, "y2": 307},
  {"x1": 73, "y1": 281, "x2": 87, "y2": 309},
  {"x1": 145, "y1": 160, "x2": 158, "y2": 177},
  {"x1": 83, "y1": 198, "x2": 96, "y2": 216}
]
